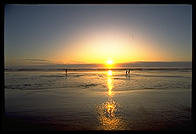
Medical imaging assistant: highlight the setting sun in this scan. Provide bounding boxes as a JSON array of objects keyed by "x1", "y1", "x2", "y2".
[
  {"x1": 105, "y1": 60, "x2": 114, "y2": 69},
  {"x1": 107, "y1": 60, "x2": 113, "y2": 65}
]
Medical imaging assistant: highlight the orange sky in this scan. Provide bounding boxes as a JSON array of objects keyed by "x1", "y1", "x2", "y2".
[{"x1": 5, "y1": 5, "x2": 192, "y2": 66}]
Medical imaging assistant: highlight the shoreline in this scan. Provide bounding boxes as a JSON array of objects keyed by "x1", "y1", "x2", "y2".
[{"x1": 4, "y1": 67, "x2": 192, "y2": 72}]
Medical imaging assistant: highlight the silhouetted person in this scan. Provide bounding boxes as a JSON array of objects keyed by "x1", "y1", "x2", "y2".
[{"x1": 65, "y1": 68, "x2": 67, "y2": 75}]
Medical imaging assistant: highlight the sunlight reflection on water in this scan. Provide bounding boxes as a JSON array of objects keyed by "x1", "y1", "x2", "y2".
[{"x1": 96, "y1": 70, "x2": 127, "y2": 130}]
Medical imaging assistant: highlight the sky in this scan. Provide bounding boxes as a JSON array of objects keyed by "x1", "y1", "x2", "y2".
[{"x1": 5, "y1": 4, "x2": 192, "y2": 66}]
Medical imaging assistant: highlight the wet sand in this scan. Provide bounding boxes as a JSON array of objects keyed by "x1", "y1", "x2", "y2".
[
  {"x1": 5, "y1": 88, "x2": 192, "y2": 131},
  {"x1": 4, "y1": 70, "x2": 193, "y2": 131}
]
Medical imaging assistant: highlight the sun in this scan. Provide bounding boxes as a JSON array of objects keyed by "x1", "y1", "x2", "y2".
[
  {"x1": 107, "y1": 60, "x2": 113, "y2": 65},
  {"x1": 105, "y1": 60, "x2": 114, "y2": 69}
]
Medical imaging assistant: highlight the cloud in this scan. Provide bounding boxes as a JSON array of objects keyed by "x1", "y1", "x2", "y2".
[
  {"x1": 24, "y1": 58, "x2": 49, "y2": 62},
  {"x1": 23, "y1": 58, "x2": 53, "y2": 65}
]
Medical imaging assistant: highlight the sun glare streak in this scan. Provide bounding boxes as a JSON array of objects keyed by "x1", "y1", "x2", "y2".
[
  {"x1": 107, "y1": 70, "x2": 113, "y2": 96},
  {"x1": 107, "y1": 78, "x2": 113, "y2": 96},
  {"x1": 96, "y1": 70, "x2": 127, "y2": 130},
  {"x1": 107, "y1": 70, "x2": 113, "y2": 76}
]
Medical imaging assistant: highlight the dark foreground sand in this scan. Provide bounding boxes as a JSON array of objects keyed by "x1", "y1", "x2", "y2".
[{"x1": 4, "y1": 88, "x2": 193, "y2": 131}]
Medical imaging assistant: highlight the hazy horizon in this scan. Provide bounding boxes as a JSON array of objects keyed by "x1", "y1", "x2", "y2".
[{"x1": 5, "y1": 61, "x2": 192, "y2": 70}]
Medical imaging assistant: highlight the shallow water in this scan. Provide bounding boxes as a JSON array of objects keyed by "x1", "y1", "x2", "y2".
[{"x1": 5, "y1": 70, "x2": 192, "y2": 130}]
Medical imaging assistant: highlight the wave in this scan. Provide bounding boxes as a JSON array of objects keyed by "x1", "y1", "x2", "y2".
[
  {"x1": 4, "y1": 67, "x2": 192, "y2": 72},
  {"x1": 132, "y1": 74, "x2": 191, "y2": 78}
]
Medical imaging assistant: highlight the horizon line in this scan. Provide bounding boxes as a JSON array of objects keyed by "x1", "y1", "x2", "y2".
[{"x1": 5, "y1": 60, "x2": 192, "y2": 67}]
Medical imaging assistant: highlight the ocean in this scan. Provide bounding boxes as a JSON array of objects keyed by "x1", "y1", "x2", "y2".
[{"x1": 4, "y1": 68, "x2": 193, "y2": 130}]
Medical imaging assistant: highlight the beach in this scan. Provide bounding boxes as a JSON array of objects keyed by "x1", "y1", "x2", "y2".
[{"x1": 4, "y1": 69, "x2": 192, "y2": 131}]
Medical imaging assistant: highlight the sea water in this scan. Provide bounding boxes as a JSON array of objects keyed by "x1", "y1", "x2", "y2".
[{"x1": 4, "y1": 69, "x2": 192, "y2": 130}]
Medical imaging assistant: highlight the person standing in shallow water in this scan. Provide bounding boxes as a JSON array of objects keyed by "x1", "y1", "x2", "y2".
[
  {"x1": 65, "y1": 68, "x2": 67, "y2": 75},
  {"x1": 126, "y1": 69, "x2": 131, "y2": 76}
]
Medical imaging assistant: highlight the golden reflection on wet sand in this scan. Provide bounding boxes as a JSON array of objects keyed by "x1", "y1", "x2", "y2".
[
  {"x1": 96, "y1": 70, "x2": 127, "y2": 130},
  {"x1": 107, "y1": 70, "x2": 113, "y2": 97}
]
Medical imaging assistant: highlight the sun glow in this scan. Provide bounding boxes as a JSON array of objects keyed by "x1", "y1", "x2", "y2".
[
  {"x1": 105, "y1": 60, "x2": 114, "y2": 69},
  {"x1": 107, "y1": 60, "x2": 113, "y2": 65}
]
